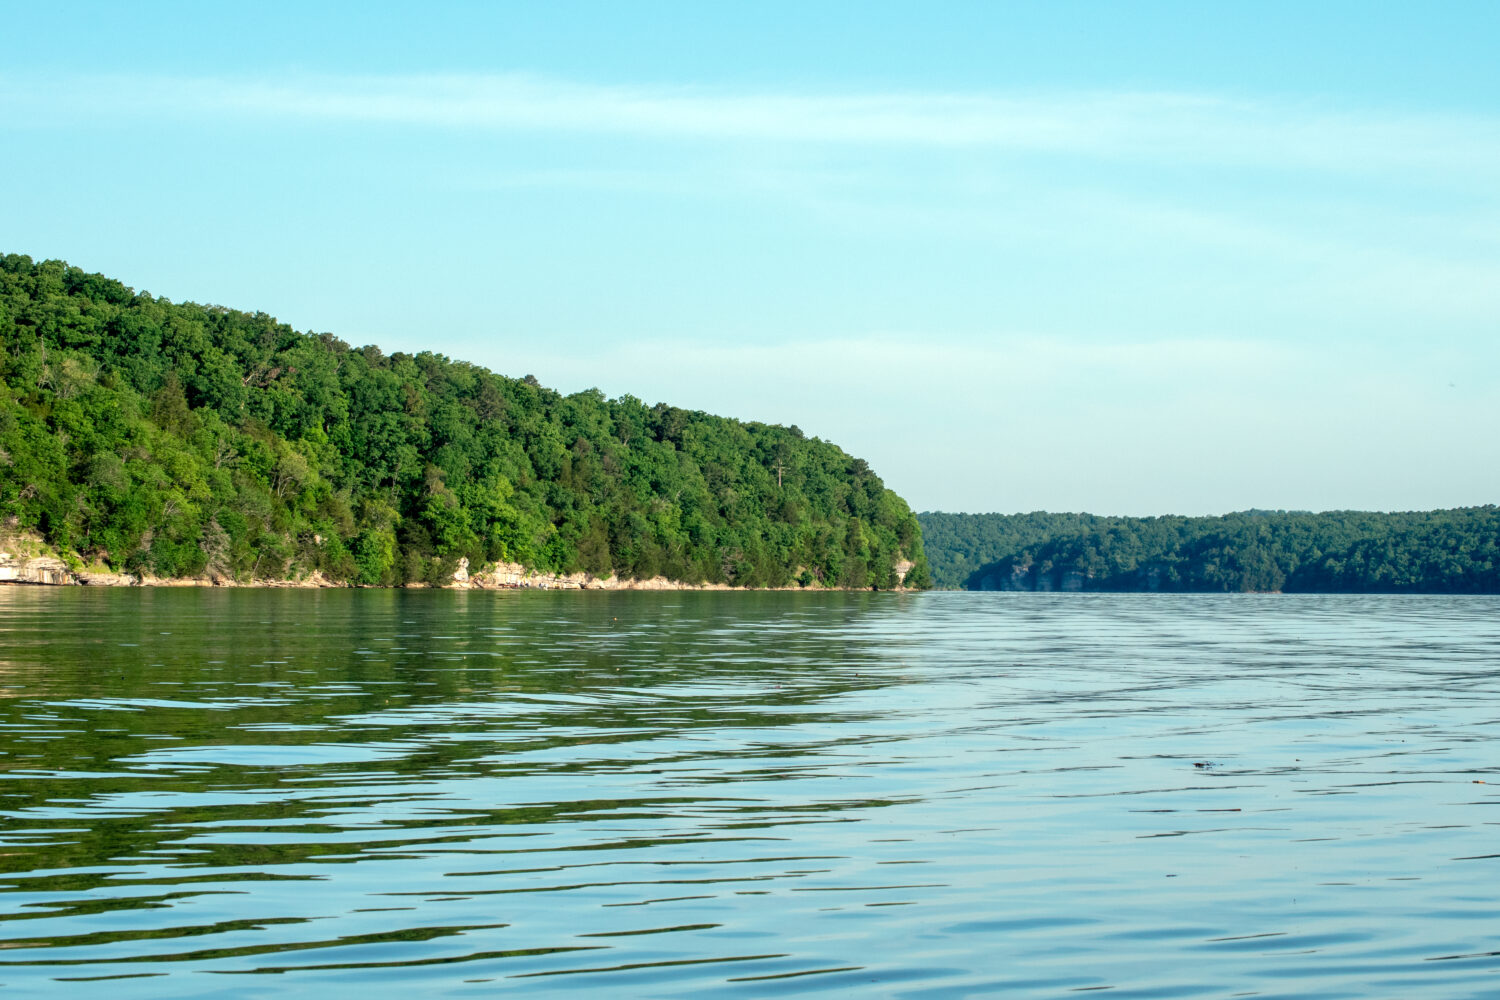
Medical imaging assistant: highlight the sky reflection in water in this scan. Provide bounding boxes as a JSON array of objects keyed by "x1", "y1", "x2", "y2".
[{"x1": 0, "y1": 588, "x2": 1497, "y2": 997}]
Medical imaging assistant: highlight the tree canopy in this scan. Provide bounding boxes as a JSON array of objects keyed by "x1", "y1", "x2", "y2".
[
  {"x1": 0, "y1": 254, "x2": 929, "y2": 589},
  {"x1": 919, "y1": 509, "x2": 1500, "y2": 592}
]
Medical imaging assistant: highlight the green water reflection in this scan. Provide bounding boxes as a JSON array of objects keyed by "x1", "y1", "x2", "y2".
[
  {"x1": 0, "y1": 587, "x2": 922, "y2": 993},
  {"x1": 2, "y1": 587, "x2": 1499, "y2": 997}
]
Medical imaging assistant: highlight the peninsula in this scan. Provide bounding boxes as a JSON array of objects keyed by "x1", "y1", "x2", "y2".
[{"x1": 0, "y1": 255, "x2": 930, "y2": 590}]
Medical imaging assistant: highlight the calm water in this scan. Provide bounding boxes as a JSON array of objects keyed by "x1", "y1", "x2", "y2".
[{"x1": 0, "y1": 588, "x2": 1497, "y2": 998}]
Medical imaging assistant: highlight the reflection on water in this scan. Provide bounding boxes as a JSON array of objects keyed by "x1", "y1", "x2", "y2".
[{"x1": 0, "y1": 588, "x2": 1498, "y2": 996}]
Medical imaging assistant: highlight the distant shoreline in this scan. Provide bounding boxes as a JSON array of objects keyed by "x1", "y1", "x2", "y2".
[{"x1": 919, "y1": 508, "x2": 1500, "y2": 593}]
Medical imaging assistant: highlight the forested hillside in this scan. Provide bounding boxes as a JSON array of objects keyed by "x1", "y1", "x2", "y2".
[
  {"x1": 0, "y1": 254, "x2": 929, "y2": 588},
  {"x1": 919, "y1": 509, "x2": 1500, "y2": 592}
]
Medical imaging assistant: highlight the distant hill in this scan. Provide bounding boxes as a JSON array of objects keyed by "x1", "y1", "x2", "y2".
[
  {"x1": 918, "y1": 509, "x2": 1499, "y2": 592},
  {"x1": 0, "y1": 254, "x2": 929, "y2": 588}
]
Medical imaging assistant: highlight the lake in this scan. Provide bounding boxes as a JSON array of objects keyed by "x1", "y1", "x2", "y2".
[{"x1": 0, "y1": 588, "x2": 1497, "y2": 997}]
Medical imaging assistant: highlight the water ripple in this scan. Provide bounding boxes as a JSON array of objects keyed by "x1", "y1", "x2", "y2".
[{"x1": 0, "y1": 589, "x2": 1497, "y2": 996}]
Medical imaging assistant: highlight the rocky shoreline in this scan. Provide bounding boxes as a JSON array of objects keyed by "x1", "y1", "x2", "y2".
[{"x1": 1, "y1": 545, "x2": 915, "y2": 592}]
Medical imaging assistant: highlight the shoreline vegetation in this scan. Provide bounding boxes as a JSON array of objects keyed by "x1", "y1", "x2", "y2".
[
  {"x1": 0, "y1": 529, "x2": 918, "y2": 591},
  {"x1": 0, "y1": 255, "x2": 930, "y2": 592},
  {"x1": 920, "y1": 508, "x2": 1500, "y2": 593}
]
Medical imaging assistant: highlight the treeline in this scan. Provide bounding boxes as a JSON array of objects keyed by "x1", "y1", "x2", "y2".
[
  {"x1": 918, "y1": 509, "x2": 1500, "y2": 593},
  {"x1": 0, "y1": 254, "x2": 929, "y2": 588}
]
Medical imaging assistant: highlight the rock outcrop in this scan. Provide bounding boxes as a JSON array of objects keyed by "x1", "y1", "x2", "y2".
[
  {"x1": 456, "y1": 561, "x2": 742, "y2": 591},
  {"x1": 2, "y1": 533, "x2": 904, "y2": 593},
  {"x1": 0, "y1": 551, "x2": 75, "y2": 586}
]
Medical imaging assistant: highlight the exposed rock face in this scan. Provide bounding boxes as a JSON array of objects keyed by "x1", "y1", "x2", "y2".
[
  {"x1": 76, "y1": 569, "x2": 140, "y2": 586},
  {"x1": 2, "y1": 534, "x2": 907, "y2": 592},
  {"x1": 0, "y1": 552, "x2": 75, "y2": 586},
  {"x1": 0, "y1": 535, "x2": 339, "y2": 588},
  {"x1": 458, "y1": 562, "x2": 741, "y2": 591}
]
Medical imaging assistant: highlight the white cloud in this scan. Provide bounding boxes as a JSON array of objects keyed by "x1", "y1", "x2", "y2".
[
  {"x1": 499, "y1": 334, "x2": 1293, "y2": 405},
  {"x1": 8, "y1": 70, "x2": 1497, "y2": 512},
  {"x1": 476, "y1": 332, "x2": 1500, "y2": 514},
  {"x1": 9, "y1": 72, "x2": 1500, "y2": 179}
]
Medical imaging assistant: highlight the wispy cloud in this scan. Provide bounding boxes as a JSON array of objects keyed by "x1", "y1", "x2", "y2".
[
  {"x1": 487, "y1": 332, "x2": 1499, "y2": 514},
  {"x1": 10, "y1": 72, "x2": 1500, "y2": 178},
  {"x1": 499, "y1": 333, "x2": 1303, "y2": 418}
]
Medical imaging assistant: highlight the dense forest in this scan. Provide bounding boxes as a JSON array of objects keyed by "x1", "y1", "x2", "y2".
[
  {"x1": 0, "y1": 254, "x2": 929, "y2": 588},
  {"x1": 919, "y1": 509, "x2": 1500, "y2": 593}
]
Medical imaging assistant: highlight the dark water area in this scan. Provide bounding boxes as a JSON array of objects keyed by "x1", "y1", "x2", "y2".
[{"x1": 0, "y1": 588, "x2": 1498, "y2": 997}]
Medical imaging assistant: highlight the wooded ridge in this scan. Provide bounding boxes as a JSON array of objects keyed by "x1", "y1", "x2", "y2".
[
  {"x1": 0, "y1": 254, "x2": 930, "y2": 589},
  {"x1": 919, "y1": 509, "x2": 1500, "y2": 592}
]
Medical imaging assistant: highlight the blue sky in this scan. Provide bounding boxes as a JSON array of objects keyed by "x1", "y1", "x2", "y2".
[{"x1": 4, "y1": 2, "x2": 1497, "y2": 514}]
